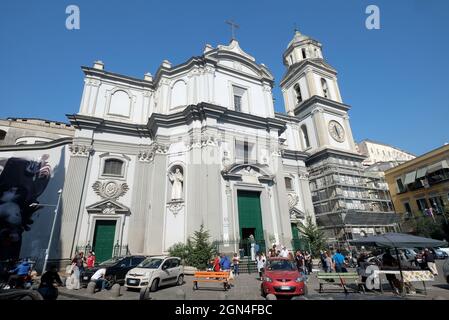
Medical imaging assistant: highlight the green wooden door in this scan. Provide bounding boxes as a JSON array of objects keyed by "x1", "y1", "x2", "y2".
[
  {"x1": 92, "y1": 220, "x2": 116, "y2": 263},
  {"x1": 291, "y1": 223, "x2": 301, "y2": 251},
  {"x1": 237, "y1": 191, "x2": 264, "y2": 252}
]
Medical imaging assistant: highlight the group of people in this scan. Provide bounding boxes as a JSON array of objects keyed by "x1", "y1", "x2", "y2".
[{"x1": 65, "y1": 250, "x2": 96, "y2": 290}]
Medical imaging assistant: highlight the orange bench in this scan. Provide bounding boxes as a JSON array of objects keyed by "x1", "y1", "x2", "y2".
[{"x1": 192, "y1": 271, "x2": 232, "y2": 291}]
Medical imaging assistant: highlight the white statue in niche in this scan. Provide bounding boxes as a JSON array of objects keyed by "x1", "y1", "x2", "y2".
[{"x1": 168, "y1": 167, "x2": 184, "y2": 200}]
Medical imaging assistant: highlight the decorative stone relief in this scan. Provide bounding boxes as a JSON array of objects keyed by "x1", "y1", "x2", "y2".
[
  {"x1": 298, "y1": 172, "x2": 309, "y2": 180},
  {"x1": 138, "y1": 142, "x2": 169, "y2": 162},
  {"x1": 69, "y1": 144, "x2": 93, "y2": 157},
  {"x1": 287, "y1": 193, "x2": 299, "y2": 209},
  {"x1": 311, "y1": 107, "x2": 324, "y2": 115},
  {"x1": 222, "y1": 151, "x2": 232, "y2": 168},
  {"x1": 92, "y1": 180, "x2": 129, "y2": 200},
  {"x1": 167, "y1": 200, "x2": 184, "y2": 215},
  {"x1": 102, "y1": 202, "x2": 117, "y2": 215},
  {"x1": 201, "y1": 135, "x2": 217, "y2": 147},
  {"x1": 138, "y1": 150, "x2": 154, "y2": 162}
]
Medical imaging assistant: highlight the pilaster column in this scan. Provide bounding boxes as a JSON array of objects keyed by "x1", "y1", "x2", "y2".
[
  {"x1": 311, "y1": 107, "x2": 329, "y2": 147},
  {"x1": 305, "y1": 70, "x2": 317, "y2": 97},
  {"x1": 58, "y1": 143, "x2": 93, "y2": 260},
  {"x1": 342, "y1": 115, "x2": 357, "y2": 151}
]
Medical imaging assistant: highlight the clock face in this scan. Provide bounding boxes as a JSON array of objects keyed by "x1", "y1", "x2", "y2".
[{"x1": 328, "y1": 120, "x2": 345, "y2": 143}]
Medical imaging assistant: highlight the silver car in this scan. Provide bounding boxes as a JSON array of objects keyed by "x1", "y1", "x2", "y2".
[
  {"x1": 124, "y1": 256, "x2": 184, "y2": 291},
  {"x1": 444, "y1": 259, "x2": 449, "y2": 284}
]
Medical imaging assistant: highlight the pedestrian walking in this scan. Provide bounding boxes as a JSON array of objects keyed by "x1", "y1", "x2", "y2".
[
  {"x1": 304, "y1": 251, "x2": 312, "y2": 274},
  {"x1": 256, "y1": 252, "x2": 266, "y2": 281},
  {"x1": 424, "y1": 248, "x2": 438, "y2": 276},
  {"x1": 332, "y1": 249, "x2": 346, "y2": 273},
  {"x1": 325, "y1": 251, "x2": 333, "y2": 273},
  {"x1": 38, "y1": 265, "x2": 63, "y2": 300},
  {"x1": 232, "y1": 253, "x2": 240, "y2": 276},
  {"x1": 295, "y1": 250, "x2": 305, "y2": 274}
]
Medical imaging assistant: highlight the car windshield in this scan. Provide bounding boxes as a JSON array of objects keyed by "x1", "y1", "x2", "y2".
[
  {"x1": 138, "y1": 258, "x2": 164, "y2": 269},
  {"x1": 99, "y1": 258, "x2": 120, "y2": 266},
  {"x1": 266, "y1": 260, "x2": 296, "y2": 271}
]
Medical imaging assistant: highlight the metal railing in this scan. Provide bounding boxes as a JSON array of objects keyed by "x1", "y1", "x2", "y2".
[
  {"x1": 212, "y1": 239, "x2": 267, "y2": 257},
  {"x1": 75, "y1": 242, "x2": 130, "y2": 260}
]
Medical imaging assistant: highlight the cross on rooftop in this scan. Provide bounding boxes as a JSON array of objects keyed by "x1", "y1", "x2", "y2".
[{"x1": 225, "y1": 20, "x2": 239, "y2": 40}]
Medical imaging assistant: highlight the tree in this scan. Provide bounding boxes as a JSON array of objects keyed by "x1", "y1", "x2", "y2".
[
  {"x1": 167, "y1": 242, "x2": 190, "y2": 264},
  {"x1": 413, "y1": 215, "x2": 448, "y2": 240},
  {"x1": 297, "y1": 216, "x2": 327, "y2": 257},
  {"x1": 170, "y1": 224, "x2": 216, "y2": 270}
]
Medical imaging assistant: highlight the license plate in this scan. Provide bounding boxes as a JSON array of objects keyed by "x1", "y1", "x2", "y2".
[
  {"x1": 129, "y1": 279, "x2": 137, "y2": 284},
  {"x1": 280, "y1": 286, "x2": 291, "y2": 290},
  {"x1": 83, "y1": 276, "x2": 88, "y2": 280}
]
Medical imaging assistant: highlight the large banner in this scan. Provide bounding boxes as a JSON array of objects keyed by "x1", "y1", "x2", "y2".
[{"x1": 0, "y1": 155, "x2": 52, "y2": 261}]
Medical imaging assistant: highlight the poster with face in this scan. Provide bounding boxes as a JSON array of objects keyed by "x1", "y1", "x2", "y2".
[{"x1": 0, "y1": 155, "x2": 52, "y2": 261}]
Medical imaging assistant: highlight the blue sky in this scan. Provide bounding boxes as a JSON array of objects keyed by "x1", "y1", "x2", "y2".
[{"x1": 0, "y1": 0, "x2": 448, "y2": 156}]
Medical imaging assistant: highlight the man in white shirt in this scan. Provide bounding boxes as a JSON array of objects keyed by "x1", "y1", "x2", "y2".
[
  {"x1": 280, "y1": 246, "x2": 289, "y2": 258},
  {"x1": 90, "y1": 268, "x2": 107, "y2": 291}
]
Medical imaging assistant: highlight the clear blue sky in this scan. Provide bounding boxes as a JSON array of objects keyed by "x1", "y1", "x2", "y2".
[{"x1": 1, "y1": 0, "x2": 448, "y2": 156}]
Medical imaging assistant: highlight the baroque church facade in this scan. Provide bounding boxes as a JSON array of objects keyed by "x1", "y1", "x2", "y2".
[{"x1": 0, "y1": 30, "x2": 398, "y2": 265}]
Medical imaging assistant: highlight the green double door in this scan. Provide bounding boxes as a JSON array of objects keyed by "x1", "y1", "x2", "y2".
[
  {"x1": 237, "y1": 190, "x2": 265, "y2": 254},
  {"x1": 92, "y1": 220, "x2": 116, "y2": 263}
]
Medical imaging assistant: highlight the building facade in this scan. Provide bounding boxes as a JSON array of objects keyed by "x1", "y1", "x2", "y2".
[
  {"x1": 357, "y1": 139, "x2": 415, "y2": 167},
  {"x1": 385, "y1": 144, "x2": 449, "y2": 228},
  {"x1": 0, "y1": 118, "x2": 74, "y2": 146},
  {"x1": 0, "y1": 30, "x2": 399, "y2": 267}
]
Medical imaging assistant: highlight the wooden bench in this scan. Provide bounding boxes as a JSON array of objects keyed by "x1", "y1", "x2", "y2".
[
  {"x1": 317, "y1": 272, "x2": 364, "y2": 294},
  {"x1": 192, "y1": 271, "x2": 232, "y2": 291}
]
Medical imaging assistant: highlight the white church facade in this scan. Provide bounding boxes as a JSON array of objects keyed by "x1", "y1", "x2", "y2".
[{"x1": 0, "y1": 30, "x2": 398, "y2": 266}]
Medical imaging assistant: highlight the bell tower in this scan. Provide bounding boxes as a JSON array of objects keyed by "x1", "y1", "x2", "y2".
[{"x1": 280, "y1": 28, "x2": 356, "y2": 153}]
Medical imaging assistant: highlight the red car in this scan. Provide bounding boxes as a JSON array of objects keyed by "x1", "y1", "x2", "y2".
[{"x1": 261, "y1": 258, "x2": 307, "y2": 298}]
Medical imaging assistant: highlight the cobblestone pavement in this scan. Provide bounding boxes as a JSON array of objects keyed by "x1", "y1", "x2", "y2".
[{"x1": 58, "y1": 260, "x2": 449, "y2": 300}]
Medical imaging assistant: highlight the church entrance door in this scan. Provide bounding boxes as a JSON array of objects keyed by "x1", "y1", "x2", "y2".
[
  {"x1": 92, "y1": 220, "x2": 116, "y2": 263},
  {"x1": 237, "y1": 190, "x2": 265, "y2": 256}
]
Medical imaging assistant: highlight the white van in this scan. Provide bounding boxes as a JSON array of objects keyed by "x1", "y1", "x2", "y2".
[{"x1": 124, "y1": 256, "x2": 184, "y2": 291}]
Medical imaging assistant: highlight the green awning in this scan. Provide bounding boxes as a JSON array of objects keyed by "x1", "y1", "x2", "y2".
[
  {"x1": 416, "y1": 167, "x2": 428, "y2": 179},
  {"x1": 403, "y1": 171, "x2": 416, "y2": 185},
  {"x1": 427, "y1": 160, "x2": 449, "y2": 174}
]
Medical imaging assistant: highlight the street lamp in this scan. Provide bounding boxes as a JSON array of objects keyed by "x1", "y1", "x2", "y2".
[{"x1": 30, "y1": 189, "x2": 63, "y2": 274}]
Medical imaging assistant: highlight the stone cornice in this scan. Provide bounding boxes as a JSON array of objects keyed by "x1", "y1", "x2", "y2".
[
  {"x1": 306, "y1": 147, "x2": 366, "y2": 165},
  {"x1": 81, "y1": 66, "x2": 154, "y2": 90},
  {"x1": 280, "y1": 59, "x2": 337, "y2": 87},
  {"x1": 281, "y1": 149, "x2": 309, "y2": 161},
  {"x1": 147, "y1": 102, "x2": 286, "y2": 138},
  {"x1": 294, "y1": 95, "x2": 351, "y2": 116},
  {"x1": 66, "y1": 114, "x2": 150, "y2": 138}
]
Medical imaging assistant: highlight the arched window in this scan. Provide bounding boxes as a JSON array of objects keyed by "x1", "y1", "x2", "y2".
[
  {"x1": 293, "y1": 83, "x2": 302, "y2": 103},
  {"x1": 103, "y1": 159, "x2": 124, "y2": 176},
  {"x1": 171, "y1": 80, "x2": 187, "y2": 108},
  {"x1": 301, "y1": 48, "x2": 307, "y2": 59},
  {"x1": 321, "y1": 78, "x2": 329, "y2": 98},
  {"x1": 284, "y1": 177, "x2": 294, "y2": 191},
  {"x1": 301, "y1": 125, "x2": 310, "y2": 149},
  {"x1": 0, "y1": 129, "x2": 6, "y2": 141}
]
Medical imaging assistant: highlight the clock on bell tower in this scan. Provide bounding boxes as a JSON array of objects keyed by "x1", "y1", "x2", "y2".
[{"x1": 280, "y1": 28, "x2": 357, "y2": 154}]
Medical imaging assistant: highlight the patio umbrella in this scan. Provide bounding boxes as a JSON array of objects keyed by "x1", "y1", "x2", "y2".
[
  {"x1": 349, "y1": 232, "x2": 447, "y2": 248},
  {"x1": 350, "y1": 233, "x2": 447, "y2": 295}
]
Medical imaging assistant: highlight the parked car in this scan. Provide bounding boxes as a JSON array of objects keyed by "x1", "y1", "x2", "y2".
[
  {"x1": 260, "y1": 258, "x2": 306, "y2": 298},
  {"x1": 436, "y1": 247, "x2": 449, "y2": 257},
  {"x1": 443, "y1": 258, "x2": 449, "y2": 284},
  {"x1": 80, "y1": 255, "x2": 146, "y2": 287},
  {"x1": 124, "y1": 256, "x2": 184, "y2": 292},
  {"x1": 434, "y1": 248, "x2": 448, "y2": 259}
]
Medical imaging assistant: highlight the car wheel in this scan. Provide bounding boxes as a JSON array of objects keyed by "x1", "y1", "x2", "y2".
[
  {"x1": 303, "y1": 284, "x2": 308, "y2": 296},
  {"x1": 150, "y1": 278, "x2": 159, "y2": 292},
  {"x1": 177, "y1": 274, "x2": 184, "y2": 286},
  {"x1": 260, "y1": 286, "x2": 267, "y2": 298}
]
